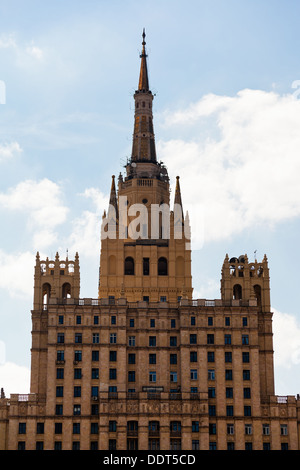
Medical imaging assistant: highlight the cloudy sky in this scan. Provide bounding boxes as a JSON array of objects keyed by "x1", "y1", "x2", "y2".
[{"x1": 0, "y1": 0, "x2": 300, "y2": 396}]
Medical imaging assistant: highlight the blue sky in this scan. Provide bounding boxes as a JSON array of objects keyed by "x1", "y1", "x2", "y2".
[{"x1": 0, "y1": 0, "x2": 300, "y2": 396}]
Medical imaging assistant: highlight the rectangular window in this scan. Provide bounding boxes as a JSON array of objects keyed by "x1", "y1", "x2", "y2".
[
  {"x1": 244, "y1": 387, "x2": 251, "y2": 399},
  {"x1": 190, "y1": 369, "x2": 198, "y2": 380},
  {"x1": 91, "y1": 423, "x2": 99, "y2": 434},
  {"x1": 128, "y1": 336, "x2": 136, "y2": 346},
  {"x1": 74, "y1": 386, "x2": 81, "y2": 397},
  {"x1": 128, "y1": 371, "x2": 136, "y2": 382},
  {"x1": 263, "y1": 424, "x2": 270, "y2": 435},
  {"x1": 245, "y1": 424, "x2": 252, "y2": 435},
  {"x1": 76, "y1": 315, "x2": 81, "y2": 325},
  {"x1": 242, "y1": 317, "x2": 248, "y2": 327},
  {"x1": 74, "y1": 350, "x2": 82, "y2": 362},
  {"x1": 57, "y1": 333, "x2": 64, "y2": 344},
  {"x1": 58, "y1": 315, "x2": 64, "y2": 324},
  {"x1": 91, "y1": 368, "x2": 99, "y2": 379},
  {"x1": 192, "y1": 421, "x2": 199, "y2": 432},
  {"x1": 54, "y1": 423, "x2": 62, "y2": 434},
  {"x1": 56, "y1": 386, "x2": 63, "y2": 397},
  {"x1": 110, "y1": 333, "x2": 117, "y2": 344},
  {"x1": 192, "y1": 440, "x2": 199, "y2": 450},
  {"x1": 55, "y1": 405, "x2": 63, "y2": 416},
  {"x1": 92, "y1": 350, "x2": 99, "y2": 361},
  {"x1": 111, "y1": 316, "x2": 116, "y2": 325},
  {"x1": 110, "y1": 351, "x2": 117, "y2": 362},
  {"x1": 56, "y1": 368, "x2": 64, "y2": 379},
  {"x1": 75, "y1": 333, "x2": 82, "y2": 344},
  {"x1": 149, "y1": 371, "x2": 156, "y2": 382},
  {"x1": 191, "y1": 316, "x2": 195, "y2": 326},
  {"x1": 149, "y1": 353, "x2": 156, "y2": 364},
  {"x1": 209, "y1": 405, "x2": 216, "y2": 416},
  {"x1": 109, "y1": 439, "x2": 116, "y2": 450},
  {"x1": 226, "y1": 387, "x2": 233, "y2": 398},
  {"x1": 190, "y1": 351, "x2": 198, "y2": 362},
  {"x1": 242, "y1": 352, "x2": 250, "y2": 363},
  {"x1": 129, "y1": 318, "x2": 134, "y2": 327},
  {"x1": 73, "y1": 423, "x2": 80, "y2": 434},
  {"x1": 92, "y1": 333, "x2": 99, "y2": 344},
  {"x1": 190, "y1": 334, "x2": 197, "y2": 344},
  {"x1": 93, "y1": 315, "x2": 99, "y2": 325},
  {"x1": 160, "y1": 296, "x2": 167, "y2": 302},
  {"x1": 280, "y1": 425, "x2": 288, "y2": 436},
  {"x1": 73, "y1": 404, "x2": 81, "y2": 416},
  {"x1": 225, "y1": 352, "x2": 232, "y2": 363},
  {"x1": 170, "y1": 354, "x2": 177, "y2": 364},
  {"x1": 170, "y1": 336, "x2": 177, "y2": 347},
  {"x1": 74, "y1": 368, "x2": 82, "y2": 379},
  {"x1": 149, "y1": 336, "x2": 156, "y2": 347},
  {"x1": 128, "y1": 353, "x2": 136, "y2": 364},
  {"x1": 208, "y1": 369, "x2": 215, "y2": 380},
  {"x1": 170, "y1": 371, "x2": 177, "y2": 383},
  {"x1": 209, "y1": 423, "x2": 216, "y2": 435},
  {"x1": 242, "y1": 334, "x2": 249, "y2": 345},
  {"x1": 226, "y1": 405, "x2": 234, "y2": 417},
  {"x1": 208, "y1": 316, "x2": 213, "y2": 326},
  {"x1": 143, "y1": 258, "x2": 150, "y2": 275},
  {"x1": 224, "y1": 334, "x2": 231, "y2": 345},
  {"x1": 243, "y1": 369, "x2": 251, "y2": 380},
  {"x1": 57, "y1": 350, "x2": 64, "y2": 361},
  {"x1": 150, "y1": 319, "x2": 155, "y2": 328},
  {"x1": 91, "y1": 386, "x2": 99, "y2": 397},
  {"x1": 227, "y1": 424, "x2": 234, "y2": 435},
  {"x1": 171, "y1": 319, "x2": 176, "y2": 328},
  {"x1": 18, "y1": 423, "x2": 26, "y2": 434},
  {"x1": 244, "y1": 406, "x2": 252, "y2": 417},
  {"x1": 109, "y1": 369, "x2": 117, "y2": 380},
  {"x1": 208, "y1": 387, "x2": 215, "y2": 398},
  {"x1": 207, "y1": 334, "x2": 214, "y2": 345},
  {"x1": 225, "y1": 317, "x2": 230, "y2": 326},
  {"x1": 225, "y1": 369, "x2": 233, "y2": 380}
]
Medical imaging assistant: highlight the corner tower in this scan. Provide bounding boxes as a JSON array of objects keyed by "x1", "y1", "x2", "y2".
[{"x1": 99, "y1": 31, "x2": 192, "y2": 302}]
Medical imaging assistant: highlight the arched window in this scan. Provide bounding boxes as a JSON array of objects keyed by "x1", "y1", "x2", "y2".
[
  {"x1": 158, "y1": 257, "x2": 168, "y2": 276},
  {"x1": 42, "y1": 283, "x2": 51, "y2": 306},
  {"x1": 124, "y1": 257, "x2": 134, "y2": 275},
  {"x1": 62, "y1": 283, "x2": 71, "y2": 299},
  {"x1": 254, "y1": 285, "x2": 262, "y2": 307},
  {"x1": 233, "y1": 284, "x2": 242, "y2": 300}
]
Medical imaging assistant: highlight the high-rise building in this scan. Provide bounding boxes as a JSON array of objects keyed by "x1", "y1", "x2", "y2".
[{"x1": 0, "y1": 31, "x2": 299, "y2": 452}]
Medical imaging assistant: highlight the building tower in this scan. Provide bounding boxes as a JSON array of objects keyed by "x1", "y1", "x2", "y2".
[{"x1": 98, "y1": 30, "x2": 193, "y2": 303}]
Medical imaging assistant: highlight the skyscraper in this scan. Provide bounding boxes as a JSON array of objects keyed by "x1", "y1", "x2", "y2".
[{"x1": 0, "y1": 31, "x2": 299, "y2": 452}]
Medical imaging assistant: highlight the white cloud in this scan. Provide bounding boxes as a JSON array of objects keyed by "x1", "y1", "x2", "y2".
[
  {"x1": 273, "y1": 308, "x2": 300, "y2": 369},
  {"x1": 0, "y1": 362, "x2": 30, "y2": 396},
  {"x1": 26, "y1": 44, "x2": 43, "y2": 61},
  {"x1": 0, "y1": 250, "x2": 34, "y2": 298},
  {"x1": 158, "y1": 89, "x2": 300, "y2": 247},
  {"x1": 0, "y1": 33, "x2": 17, "y2": 49},
  {"x1": 0, "y1": 142, "x2": 22, "y2": 162},
  {"x1": 68, "y1": 188, "x2": 108, "y2": 258},
  {"x1": 0, "y1": 179, "x2": 68, "y2": 249}
]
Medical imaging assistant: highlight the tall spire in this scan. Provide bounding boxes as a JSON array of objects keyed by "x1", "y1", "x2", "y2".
[
  {"x1": 138, "y1": 28, "x2": 149, "y2": 91},
  {"x1": 130, "y1": 29, "x2": 157, "y2": 164},
  {"x1": 108, "y1": 175, "x2": 118, "y2": 220}
]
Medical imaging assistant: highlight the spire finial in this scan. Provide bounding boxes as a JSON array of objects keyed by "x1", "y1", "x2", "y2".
[{"x1": 138, "y1": 28, "x2": 149, "y2": 91}]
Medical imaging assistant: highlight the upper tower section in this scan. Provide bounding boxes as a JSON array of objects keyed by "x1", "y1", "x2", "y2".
[{"x1": 127, "y1": 29, "x2": 162, "y2": 179}]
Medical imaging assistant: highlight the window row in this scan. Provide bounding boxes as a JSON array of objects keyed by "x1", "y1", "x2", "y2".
[
  {"x1": 61, "y1": 333, "x2": 250, "y2": 346},
  {"x1": 18, "y1": 421, "x2": 289, "y2": 436}
]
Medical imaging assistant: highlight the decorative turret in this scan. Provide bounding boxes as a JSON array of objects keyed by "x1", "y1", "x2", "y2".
[
  {"x1": 33, "y1": 251, "x2": 80, "y2": 310},
  {"x1": 221, "y1": 253, "x2": 270, "y2": 312}
]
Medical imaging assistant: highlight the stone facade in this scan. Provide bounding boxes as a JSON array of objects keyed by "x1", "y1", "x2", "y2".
[{"x1": 0, "y1": 31, "x2": 299, "y2": 451}]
